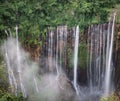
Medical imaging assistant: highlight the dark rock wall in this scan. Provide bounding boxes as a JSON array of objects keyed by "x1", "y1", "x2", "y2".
[{"x1": 115, "y1": 24, "x2": 120, "y2": 91}]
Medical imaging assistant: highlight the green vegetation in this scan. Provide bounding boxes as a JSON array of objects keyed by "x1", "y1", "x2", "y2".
[
  {"x1": 0, "y1": 0, "x2": 119, "y2": 45},
  {"x1": 78, "y1": 43, "x2": 88, "y2": 68},
  {"x1": 0, "y1": 55, "x2": 24, "y2": 101},
  {"x1": 0, "y1": 62, "x2": 8, "y2": 92},
  {"x1": 0, "y1": 0, "x2": 120, "y2": 100},
  {"x1": 0, "y1": 55, "x2": 8, "y2": 92},
  {"x1": 100, "y1": 94, "x2": 120, "y2": 101},
  {"x1": 0, "y1": 91, "x2": 24, "y2": 101},
  {"x1": 67, "y1": 47, "x2": 74, "y2": 68},
  {"x1": 116, "y1": 4, "x2": 120, "y2": 24}
]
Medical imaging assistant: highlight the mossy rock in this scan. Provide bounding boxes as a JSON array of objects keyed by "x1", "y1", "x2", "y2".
[{"x1": 100, "y1": 94, "x2": 120, "y2": 101}]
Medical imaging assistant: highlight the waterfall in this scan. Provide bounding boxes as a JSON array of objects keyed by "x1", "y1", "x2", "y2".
[
  {"x1": 55, "y1": 26, "x2": 68, "y2": 75},
  {"x1": 59, "y1": 27, "x2": 63, "y2": 68},
  {"x1": 48, "y1": 30, "x2": 53, "y2": 72},
  {"x1": 87, "y1": 13, "x2": 116, "y2": 99},
  {"x1": 56, "y1": 27, "x2": 59, "y2": 76},
  {"x1": 33, "y1": 76, "x2": 39, "y2": 93},
  {"x1": 63, "y1": 27, "x2": 68, "y2": 71},
  {"x1": 73, "y1": 26, "x2": 79, "y2": 95},
  {"x1": 15, "y1": 25, "x2": 26, "y2": 97},
  {"x1": 104, "y1": 12, "x2": 116, "y2": 96},
  {"x1": 5, "y1": 46, "x2": 17, "y2": 94},
  {"x1": 1, "y1": 16, "x2": 117, "y2": 100},
  {"x1": 88, "y1": 25, "x2": 93, "y2": 93}
]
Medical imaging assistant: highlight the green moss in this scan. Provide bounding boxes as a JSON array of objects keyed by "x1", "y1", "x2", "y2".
[
  {"x1": 100, "y1": 94, "x2": 120, "y2": 101},
  {"x1": 0, "y1": 54, "x2": 8, "y2": 92},
  {"x1": 67, "y1": 48, "x2": 73, "y2": 68},
  {"x1": 0, "y1": 92, "x2": 24, "y2": 101},
  {"x1": 78, "y1": 43, "x2": 88, "y2": 69}
]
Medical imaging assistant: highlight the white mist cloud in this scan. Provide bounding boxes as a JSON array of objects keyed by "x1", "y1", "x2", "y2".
[{"x1": 1, "y1": 38, "x2": 76, "y2": 101}]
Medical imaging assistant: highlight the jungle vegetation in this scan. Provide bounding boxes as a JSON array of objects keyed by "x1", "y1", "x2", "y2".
[{"x1": 0, "y1": 0, "x2": 120, "y2": 100}]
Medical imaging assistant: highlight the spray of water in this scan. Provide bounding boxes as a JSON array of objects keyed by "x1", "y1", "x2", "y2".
[
  {"x1": 86, "y1": 13, "x2": 116, "y2": 100},
  {"x1": 104, "y1": 12, "x2": 116, "y2": 97},
  {"x1": 73, "y1": 26, "x2": 79, "y2": 95},
  {"x1": 1, "y1": 13, "x2": 116, "y2": 100},
  {"x1": 1, "y1": 37, "x2": 75, "y2": 101}
]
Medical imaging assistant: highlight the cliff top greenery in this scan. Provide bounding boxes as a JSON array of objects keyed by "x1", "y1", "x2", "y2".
[{"x1": 0, "y1": 0, "x2": 120, "y2": 42}]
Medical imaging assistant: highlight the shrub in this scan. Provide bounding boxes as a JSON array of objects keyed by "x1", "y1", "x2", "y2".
[
  {"x1": 100, "y1": 94, "x2": 120, "y2": 101},
  {"x1": 0, "y1": 92, "x2": 24, "y2": 101}
]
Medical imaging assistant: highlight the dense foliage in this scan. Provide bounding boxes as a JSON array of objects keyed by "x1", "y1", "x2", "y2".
[
  {"x1": 0, "y1": 55, "x2": 8, "y2": 92},
  {"x1": 0, "y1": 91, "x2": 24, "y2": 101},
  {"x1": 0, "y1": 0, "x2": 120, "y2": 100},
  {"x1": 0, "y1": 0, "x2": 119, "y2": 44},
  {"x1": 100, "y1": 94, "x2": 120, "y2": 101},
  {"x1": 0, "y1": 55, "x2": 25, "y2": 101}
]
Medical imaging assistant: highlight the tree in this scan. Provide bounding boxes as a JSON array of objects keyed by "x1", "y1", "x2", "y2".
[{"x1": 0, "y1": 0, "x2": 119, "y2": 44}]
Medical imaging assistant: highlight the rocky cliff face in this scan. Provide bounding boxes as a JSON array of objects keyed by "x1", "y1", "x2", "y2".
[
  {"x1": 23, "y1": 24, "x2": 120, "y2": 92},
  {"x1": 115, "y1": 24, "x2": 120, "y2": 91}
]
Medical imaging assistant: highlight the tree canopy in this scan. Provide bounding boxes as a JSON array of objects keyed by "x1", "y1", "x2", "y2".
[{"x1": 0, "y1": 0, "x2": 119, "y2": 44}]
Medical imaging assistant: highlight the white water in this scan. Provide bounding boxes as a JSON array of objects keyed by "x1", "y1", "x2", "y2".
[
  {"x1": 73, "y1": 26, "x2": 79, "y2": 95},
  {"x1": 59, "y1": 27, "x2": 63, "y2": 68},
  {"x1": 56, "y1": 28, "x2": 59, "y2": 76},
  {"x1": 89, "y1": 25, "x2": 93, "y2": 93},
  {"x1": 15, "y1": 25, "x2": 26, "y2": 97},
  {"x1": 2, "y1": 26, "x2": 75, "y2": 101},
  {"x1": 59, "y1": 26, "x2": 68, "y2": 69},
  {"x1": 5, "y1": 49, "x2": 17, "y2": 94},
  {"x1": 48, "y1": 31, "x2": 53, "y2": 72},
  {"x1": 2, "y1": 16, "x2": 117, "y2": 100},
  {"x1": 104, "y1": 12, "x2": 116, "y2": 96},
  {"x1": 86, "y1": 13, "x2": 116, "y2": 99},
  {"x1": 33, "y1": 76, "x2": 39, "y2": 93},
  {"x1": 63, "y1": 27, "x2": 68, "y2": 69}
]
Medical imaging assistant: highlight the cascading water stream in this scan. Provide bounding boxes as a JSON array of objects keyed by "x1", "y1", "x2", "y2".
[
  {"x1": 59, "y1": 27, "x2": 63, "y2": 68},
  {"x1": 88, "y1": 25, "x2": 94, "y2": 93},
  {"x1": 73, "y1": 26, "x2": 79, "y2": 95},
  {"x1": 5, "y1": 46, "x2": 17, "y2": 94},
  {"x1": 56, "y1": 28, "x2": 59, "y2": 76},
  {"x1": 48, "y1": 30, "x2": 53, "y2": 72},
  {"x1": 63, "y1": 27, "x2": 68, "y2": 70},
  {"x1": 104, "y1": 12, "x2": 116, "y2": 97},
  {"x1": 5, "y1": 52, "x2": 13, "y2": 89},
  {"x1": 102, "y1": 24, "x2": 106, "y2": 87},
  {"x1": 58, "y1": 26, "x2": 68, "y2": 70},
  {"x1": 86, "y1": 13, "x2": 116, "y2": 100},
  {"x1": 33, "y1": 76, "x2": 39, "y2": 93},
  {"x1": 1, "y1": 13, "x2": 117, "y2": 100},
  {"x1": 15, "y1": 25, "x2": 26, "y2": 97}
]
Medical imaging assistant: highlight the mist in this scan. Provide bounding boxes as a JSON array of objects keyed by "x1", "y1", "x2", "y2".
[{"x1": 1, "y1": 37, "x2": 76, "y2": 101}]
